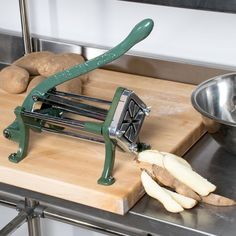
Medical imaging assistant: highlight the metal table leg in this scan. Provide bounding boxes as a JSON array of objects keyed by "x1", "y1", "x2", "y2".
[
  {"x1": 0, "y1": 197, "x2": 42, "y2": 236},
  {"x1": 0, "y1": 210, "x2": 28, "y2": 235},
  {"x1": 25, "y1": 198, "x2": 41, "y2": 236},
  {"x1": 18, "y1": 0, "x2": 32, "y2": 54}
]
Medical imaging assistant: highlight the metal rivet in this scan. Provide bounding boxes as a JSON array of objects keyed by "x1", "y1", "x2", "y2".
[
  {"x1": 143, "y1": 106, "x2": 151, "y2": 116},
  {"x1": 3, "y1": 130, "x2": 11, "y2": 139},
  {"x1": 115, "y1": 130, "x2": 125, "y2": 138},
  {"x1": 129, "y1": 143, "x2": 138, "y2": 152},
  {"x1": 32, "y1": 95, "x2": 38, "y2": 101}
]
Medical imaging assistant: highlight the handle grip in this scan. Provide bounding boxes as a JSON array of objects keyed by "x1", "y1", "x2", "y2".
[
  {"x1": 123, "y1": 18, "x2": 154, "y2": 48},
  {"x1": 23, "y1": 19, "x2": 154, "y2": 109}
]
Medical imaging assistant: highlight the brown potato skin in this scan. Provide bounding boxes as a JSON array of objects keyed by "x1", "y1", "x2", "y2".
[
  {"x1": 201, "y1": 193, "x2": 236, "y2": 206},
  {"x1": 3, "y1": 52, "x2": 87, "y2": 95},
  {"x1": 56, "y1": 78, "x2": 82, "y2": 94},
  {"x1": 0, "y1": 65, "x2": 30, "y2": 94},
  {"x1": 27, "y1": 76, "x2": 83, "y2": 95},
  {"x1": 152, "y1": 165, "x2": 201, "y2": 201},
  {"x1": 37, "y1": 53, "x2": 88, "y2": 83},
  {"x1": 13, "y1": 51, "x2": 54, "y2": 75},
  {"x1": 27, "y1": 75, "x2": 47, "y2": 93}
]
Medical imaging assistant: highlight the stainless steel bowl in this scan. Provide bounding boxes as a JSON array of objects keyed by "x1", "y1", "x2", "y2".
[{"x1": 191, "y1": 73, "x2": 236, "y2": 155}]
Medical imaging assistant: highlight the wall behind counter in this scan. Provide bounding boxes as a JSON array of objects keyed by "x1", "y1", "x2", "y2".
[{"x1": 0, "y1": 0, "x2": 236, "y2": 70}]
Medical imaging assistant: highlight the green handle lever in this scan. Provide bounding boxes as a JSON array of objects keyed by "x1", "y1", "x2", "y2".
[{"x1": 23, "y1": 18, "x2": 154, "y2": 110}]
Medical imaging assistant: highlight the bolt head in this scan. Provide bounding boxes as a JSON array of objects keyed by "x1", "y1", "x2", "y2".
[
  {"x1": 115, "y1": 130, "x2": 124, "y2": 138},
  {"x1": 3, "y1": 130, "x2": 10, "y2": 139},
  {"x1": 143, "y1": 106, "x2": 151, "y2": 116},
  {"x1": 129, "y1": 143, "x2": 138, "y2": 152},
  {"x1": 32, "y1": 95, "x2": 38, "y2": 101}
]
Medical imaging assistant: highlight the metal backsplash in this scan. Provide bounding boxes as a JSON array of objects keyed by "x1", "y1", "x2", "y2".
[{"x1": 0, "y1": 29, "x2": 232, "y2": 85}]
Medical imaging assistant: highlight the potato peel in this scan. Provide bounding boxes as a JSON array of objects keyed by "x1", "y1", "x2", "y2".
[{"x1": 152, "y1": 164, "x2": 201, "y2": 201}]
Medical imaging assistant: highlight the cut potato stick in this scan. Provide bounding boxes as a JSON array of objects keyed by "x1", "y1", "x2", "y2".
[
  {"x1": 164, "y1": 189, "x2": 198, "y2": 209},
  {"x1": 141, "y1": 170, "x2": 184, "y2": 213},
  {"x1": 152, "y1": 165, "x2": 201, "y2": 201},
  {"x1": 138, "y1": 150, "x2": 165, "y2": 167},
  {"x1": 201, "y1": 193, "x2": 236, "y2": 206},
  {"x1": 138, "y1": 150, "x2": 191, "y2": 169},
  {"x1": 163, "y1": 155, "x2": 216, "y2": 196},
  {"x1": 160, "y1": 152, "x2": 192, "y2": 169}
]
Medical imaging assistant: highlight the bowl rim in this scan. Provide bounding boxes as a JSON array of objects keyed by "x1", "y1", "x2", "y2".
[{"x1": 191, "y1": 72, "x2": 236, "y2": 127}]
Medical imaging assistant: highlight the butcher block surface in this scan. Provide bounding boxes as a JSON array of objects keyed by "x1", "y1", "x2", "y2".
[{"x1": 0, "y1": 69, "x2": 205, "y2": 214}]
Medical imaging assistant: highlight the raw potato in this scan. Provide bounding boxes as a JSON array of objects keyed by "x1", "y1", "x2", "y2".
[
  {"x1": 164, "y1": 189, "x2": 197, "y2": 209},
  {"x1": 27, "y1": 75, "x2": 47, "y2": 93},
  {"x1": 138, "y1": 150, "x2": 164, "y2": 167},
  {"x1": 12, "y1": 52, "x2": 87, "y2": 94},
  {"x1": 201, "y1": 193, "x2": 236, "y2": 206},
  {"x1": 61, "y1": 53, "x2": 88, "y2": 83},
  {"x1": 138, "y1": 150, "x2": 191, "y2": 169},
  {"x1": 37, "y1": 53, "x2": 88, "y2": 83},
  {"x1": 27, "y1": 75, "x2": 83, "y2": 95},
  {"x1": 0, "y1": 65, "x2": 30, "y2": 93},
  {"x1": 56, "y1": 78, "x2": 83, "y2": 94},
  {"x1": 160, "y1": 152, "x2": 192, "y2": 169},
  {"x1": 152, "y1": 165, "x2": 201, "y2": 201},
  {"x1": 163, "y1": 155, "x2": 216, "y2": 196},
  {"x1": 13, "y1": 51, "x2": 54, "y2": 75},
  {"x1": 141, "y1": 170, "x2": 184, "y2": 213},
  {"x1": 139, "y1": 150, "x2": 234, "y2": 211}
]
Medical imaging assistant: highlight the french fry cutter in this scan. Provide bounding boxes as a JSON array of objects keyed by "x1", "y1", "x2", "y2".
[{"x1": 3, "y1": 19, "x2": 154, "y2": 185}]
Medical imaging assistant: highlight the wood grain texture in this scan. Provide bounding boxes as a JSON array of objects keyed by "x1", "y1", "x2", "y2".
[{"x1": 0, "y1": 69, "x2": 205, "y2": 214}]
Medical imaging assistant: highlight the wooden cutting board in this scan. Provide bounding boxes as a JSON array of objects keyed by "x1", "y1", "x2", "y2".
[{"x1": 0, "y1": 69, "x2": 205, "y2": 214}]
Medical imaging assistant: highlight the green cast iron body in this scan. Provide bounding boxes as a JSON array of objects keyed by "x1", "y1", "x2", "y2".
[{"x1": 3, "y1": 19, "x2": 154, "y2": 185}]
